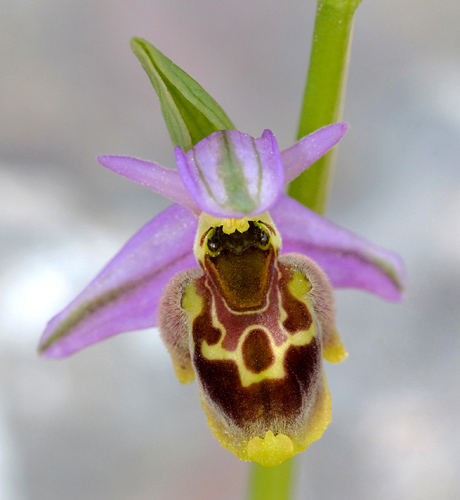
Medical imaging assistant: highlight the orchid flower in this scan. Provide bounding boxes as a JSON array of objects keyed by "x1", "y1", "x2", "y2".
[{"x1": 38, "y1": 123, "x2": 405, "y2": 467}]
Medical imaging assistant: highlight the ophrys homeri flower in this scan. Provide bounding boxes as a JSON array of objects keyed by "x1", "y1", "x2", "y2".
[{"x1": 39, "y1": 124, "x2": 405, "y2": 466}]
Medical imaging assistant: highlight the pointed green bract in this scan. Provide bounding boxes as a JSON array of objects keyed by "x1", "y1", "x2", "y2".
[{"x1": 131, "y1": 38, "x2": 235, "y2": 152}]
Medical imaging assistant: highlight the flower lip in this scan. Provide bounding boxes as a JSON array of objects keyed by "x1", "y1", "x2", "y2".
[{"x1": 175, "y1": 129, "x2": 285, "y2": 219}]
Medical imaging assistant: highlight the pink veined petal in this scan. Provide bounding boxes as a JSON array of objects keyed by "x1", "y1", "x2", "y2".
[
  {"x1": 97, "y1": 155, "x2": 201, "y2": 215},
  {"x1": 175, "y1": 129, "x2": 284, "y2": 218},
  {"x1": 39, "y1": 204, "x2": 198, "y2": 358},
  {"x1": 271, "y1": 194, "x2": 406, "y2": 301},
  {"x1": 281, "y1": 123, "x2": 349, "y2": 185}
]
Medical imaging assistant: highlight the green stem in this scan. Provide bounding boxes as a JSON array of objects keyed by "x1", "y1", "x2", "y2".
[
  {"x1": 288, "y1": 0, "x2": 362, "y2": 214},
  {"x1": 248, "y1": 459, "x2": 296, "y2": 500}
]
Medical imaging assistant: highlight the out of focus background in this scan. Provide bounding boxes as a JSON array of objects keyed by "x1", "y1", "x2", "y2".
[{"x1": 1, "y1": 1, "x2": 459, "y2": 499}]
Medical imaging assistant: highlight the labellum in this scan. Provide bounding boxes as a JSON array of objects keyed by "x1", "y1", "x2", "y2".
[{"x1": 159, "y1": 212, "x2": 347, "y2": 467}]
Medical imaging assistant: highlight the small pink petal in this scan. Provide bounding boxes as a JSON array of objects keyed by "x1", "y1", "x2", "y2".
[{"x1": 281, "y1": 123, "x2": 349, "y2": 184}]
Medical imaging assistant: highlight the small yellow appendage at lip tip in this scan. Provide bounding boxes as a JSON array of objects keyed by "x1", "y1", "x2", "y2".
[{"x1": 247, "y1": 431, "x2": 295, "y2": 467}]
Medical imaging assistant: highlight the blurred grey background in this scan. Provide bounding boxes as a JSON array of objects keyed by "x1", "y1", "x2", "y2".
[{"x1": 1, "y1": 0, "x2": 459, "y2": 499}]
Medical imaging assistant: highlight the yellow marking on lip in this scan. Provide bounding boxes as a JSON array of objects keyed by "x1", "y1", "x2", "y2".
[
  {"x1": 200, "y1": 268, "x2": 318, "y2": 387},
  {"x1": 181, "y1": 282, "x2": 203, "y2": 319},
  {"x1": 201, "y1": 322, "x2": 316, "y2": 388},
  {"x1": 288, "y1": 268, "x2": 312, "y2": 296}
]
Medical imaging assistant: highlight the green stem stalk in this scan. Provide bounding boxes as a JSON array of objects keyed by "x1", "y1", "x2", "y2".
[
  {"x1": 248, "y1": 459, "x2": 295, "y2": 500},
  {"x1": 289, "y1": 0, "x2": 362, "y2": 214}
]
